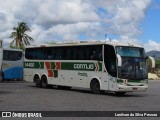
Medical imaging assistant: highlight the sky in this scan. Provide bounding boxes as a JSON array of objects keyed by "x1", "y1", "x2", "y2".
[{"x1": 0, "y1": 0, "x2": 160, "y2": 52}]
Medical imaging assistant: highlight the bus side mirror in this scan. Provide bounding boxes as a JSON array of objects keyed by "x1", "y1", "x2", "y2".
[
  {"x1": 148, "y1": 56, "x2": 155, "y2": 68},
  {"x1": 116, "y1": 54, "x2": 122, "y2": 67}
]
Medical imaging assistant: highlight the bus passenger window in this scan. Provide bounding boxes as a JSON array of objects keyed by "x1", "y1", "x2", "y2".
[{"x1": 90, "y1": 51, "x2": 96, "y2": 60}]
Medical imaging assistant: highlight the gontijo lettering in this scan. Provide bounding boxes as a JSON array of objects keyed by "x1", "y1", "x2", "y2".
[{"x1": 74, "y1": 64, "x2": 94, "y2": 70}]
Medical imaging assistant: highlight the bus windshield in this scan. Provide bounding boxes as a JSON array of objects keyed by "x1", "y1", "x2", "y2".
[
  {"x1": 116, "y1": 46, "x2": 148, "y2": 80},
  {"x1": 116, "y1": 46, "x2": 145, "y2": 57},
  {"x1": 118, "y1": 57, "x2": 148, "y2": 80}
]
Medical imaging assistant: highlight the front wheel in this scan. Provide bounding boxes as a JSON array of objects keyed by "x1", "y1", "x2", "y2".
[
  {"x1": 41, "y1": 76, "x2": 49, "y2": 88},
  {"x1": 90, "y1": 80, "x2": 101, "y2": 94}
]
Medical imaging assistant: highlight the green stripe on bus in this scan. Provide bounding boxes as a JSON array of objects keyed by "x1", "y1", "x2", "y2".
[
  {"x1": 60, "y1": 62, "x2": 102, "y2": 71},
  {"x1": 50, "y1": 62, "x2": 56, "y2": 69},
  {"x1": 24, "y1": 62, "x2": 102, "y2": 71},
  {"x1": 53, "y1": 70, "x2": 58, "y2": 78},
  {"x1": 61, "y1": 62, "x2": 95, "y2": 71},
  {"x1": 24, "y1": 62, "x2": 44, "y2": 69},
  {"x1": 39, "y1": 62, "x2": 44, "y2": 69},
  {"x1": 98, "y1": 62, "x2": 102, "y2": 71}
]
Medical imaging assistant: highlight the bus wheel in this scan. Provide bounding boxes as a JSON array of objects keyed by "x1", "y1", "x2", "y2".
[
  {"x1": 115, "y1": 92, "x2": 126, "y2": 96},
  {"x1": 41, "y1": 76, "x2": 49, "y2": 88},
  {"x1": 0, "y1": 76, "x2": 2, "y2": 82},
  {"x1": 90, "y1": 79, "x2": 101, "y2": 94},
  {"x1": 0, "y1": 72, "x2": 4, "y2": 82},
  {"x1": 34, "y1": 75, "x2": 42, "y2": 88}
]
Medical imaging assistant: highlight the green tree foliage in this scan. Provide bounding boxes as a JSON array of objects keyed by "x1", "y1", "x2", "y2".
[
  {"x1": 155, "y1": 59, "x2": 160, "y2": 68},
  {"x1": 10, "y1": 22, "x2": 33, "y2": 50},
  {"x1": 155, "y1": 59, "x2": 160, "y2": 78},
  {"x1": 147, "y1": 56, "x2": 160, "y2": 78},
  {"x1": 148, "y1": 59, "x2": 152, "y2": 73}
]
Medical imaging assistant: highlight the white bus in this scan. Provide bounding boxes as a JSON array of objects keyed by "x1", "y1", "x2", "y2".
[{"x1": 24, "y1": 41, "x2": 155, "y2": 95}]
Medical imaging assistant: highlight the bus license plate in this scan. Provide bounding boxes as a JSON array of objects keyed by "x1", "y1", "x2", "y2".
[{"x1": 132, "y1": 88, "x2": 137, "y2": 91}]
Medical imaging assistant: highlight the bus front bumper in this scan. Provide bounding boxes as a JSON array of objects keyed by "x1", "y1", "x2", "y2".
[{"x1": 117, "y1": 85, "x2": 148, "y2": 92}]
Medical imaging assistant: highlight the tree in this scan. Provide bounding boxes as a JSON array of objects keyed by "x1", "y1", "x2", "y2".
[
  {"x1": 147, "y1": 59, "x2": 152, "y2": 73},
  {"x1": 10, "y1": 22, "x2": 33, "y2": 49}
]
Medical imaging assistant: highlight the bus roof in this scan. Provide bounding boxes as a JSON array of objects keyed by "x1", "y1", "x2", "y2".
[
  {"x1": 26, "y1": 40, "x2": 143, "y2": 48},
  {"x1": 3, "y1": 48, "x2": 23, "y2": 52}
]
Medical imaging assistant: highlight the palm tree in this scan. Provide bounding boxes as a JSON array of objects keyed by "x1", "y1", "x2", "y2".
[{"x1": 10, "y1": 22, "x2": 33, "y2": 49}]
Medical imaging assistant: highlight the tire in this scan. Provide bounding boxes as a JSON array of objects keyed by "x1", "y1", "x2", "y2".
[
  {"x1": 41, "y1": 76, "x2": 49, "y2": 88},
  {"x1": 0, "y1": 72, "x2": 4, "y2": 82},
  {"x1": 0, "y1": 76, "x2": 3, "y2": 82},
  {"x1": 34, "y1": 75, "x2": 42, "y2": 88},
  {"x1": 90, "y1": 79, "x2": 101, "y2": 94},
  {"x1": 115, "y1": 92, "x2": 126, "y2": 96}
]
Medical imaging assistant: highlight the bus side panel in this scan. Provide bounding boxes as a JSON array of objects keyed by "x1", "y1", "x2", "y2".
[
  {"x1": 24, "y1": 68, "x2": 34, "y2": 82},
  {"x1": 2, "y1": 59, "x2": 23, "y2": 80},
  {"x1": 48, "y1": 70, "x2": 76, "y2": 87},
  {"x1": 75, "y1": 70, "x2": 89, "y2": 88},
  {"x1": 49, "y1": 69, "x2": 90, "y2": 88},
  {"x1": 47, "y1": 70, "x2": 61, "y2": 86},
  {"x1": 96, "y1": 72, "x2": 109, "y2": 91},
  {"x1": 3, "y1": 67, "x2": 23, "y2": 79},
  {"x1": 59, "y1": 70, "x2": 74, "y2": 86},
  {"x1": 108, "y1": 77, "x2": 119, "y2": 91}
]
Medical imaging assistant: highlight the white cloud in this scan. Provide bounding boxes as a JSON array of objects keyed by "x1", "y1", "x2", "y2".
[
  {"x1": 0, "y1": 0, "x2": 158, "y2": 52},
  {"x1": 14, "y1": 0, "x2": 99, "y2": 26},
  {"x1": 101, "y1": 0, "x2": 151, "y2": 37},
  {"x1": 143, "y1": 40, "x2": 160, "y2": 52},
  {"x1": 29, "y1": 22, "x2": 102, "y2": 45}
]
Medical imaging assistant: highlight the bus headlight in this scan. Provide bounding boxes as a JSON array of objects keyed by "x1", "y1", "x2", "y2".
[{"x1": 140, "y1": 80, "x2": 148, "y2": 85}]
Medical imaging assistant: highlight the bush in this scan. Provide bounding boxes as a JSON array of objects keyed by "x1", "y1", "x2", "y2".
[{"x1": 156, "y1": 59, "x2": 160, "y2": 69}]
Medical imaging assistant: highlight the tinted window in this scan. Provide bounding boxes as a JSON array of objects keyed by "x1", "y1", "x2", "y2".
[
  {"x1": 25, "y1": 48, "x2": 44, "y2": 60},
  {"x1": 25, "y1": 45, "x2": 102, "y2": 61},
  {"x1": 3, "y1": 50, "x2": 22, "y2": 61},
  {"x1": 64, "y1": 45, "x2": 102, "y2": 60},
  {"x1": 116, "y1": 46, "x2": 145, "y2": 57}
]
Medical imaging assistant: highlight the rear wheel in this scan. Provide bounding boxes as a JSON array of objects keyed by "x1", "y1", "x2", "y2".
[
  {"x1": 41, "y1": 76, "x2": 49, "y2": 88},
  {"x1": 34, "y1": 75, "x2": 42, "y2": 88},
  {"x1": 90, "y1": 79, "x2": 101, "y2": 94}
]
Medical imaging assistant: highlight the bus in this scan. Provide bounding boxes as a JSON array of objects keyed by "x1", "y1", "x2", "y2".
[
  {"x1": 24, "y1": 41, "x2": 155, "y2": 95},
  {"x1": 0, "y1": 48, "x2": 23, "y2": 81}
]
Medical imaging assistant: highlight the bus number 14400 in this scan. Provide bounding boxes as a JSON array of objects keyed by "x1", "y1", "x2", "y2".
[{"x1": 25, "y1": 63, "x2": 35, "y2": 68}]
